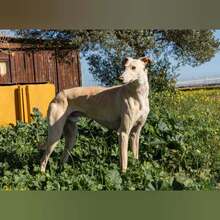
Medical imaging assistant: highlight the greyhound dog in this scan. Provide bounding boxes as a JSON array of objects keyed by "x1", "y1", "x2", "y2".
[{"x1": 39, "y1": 57, "x2": 151, "y2": 173}]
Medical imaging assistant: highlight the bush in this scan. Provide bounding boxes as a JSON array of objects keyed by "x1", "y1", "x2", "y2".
[{"x1": 0, "y1": 90, "x2": 220, "y2": 191}]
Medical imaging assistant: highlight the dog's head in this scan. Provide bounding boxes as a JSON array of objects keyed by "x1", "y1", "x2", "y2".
[{"x1": 119, "y1": 57, "x2": 151, "y2": 84}]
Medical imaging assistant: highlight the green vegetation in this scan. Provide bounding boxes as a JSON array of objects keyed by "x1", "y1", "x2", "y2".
[{"x1": 0, "y1": 89, "x2": 220, "y2": 191}]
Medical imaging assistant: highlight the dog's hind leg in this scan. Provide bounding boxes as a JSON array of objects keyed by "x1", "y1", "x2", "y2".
[
  {"x1": 60, "y1": 118, "x2": 78, "y2": 165},
  {"x1": 40, "y1": 95, "x2": 68, "y2": 173}
]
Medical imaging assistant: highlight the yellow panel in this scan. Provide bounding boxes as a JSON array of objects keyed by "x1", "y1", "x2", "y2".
[
  {"x1": 0, "y1": 85, "x2": 19, "y2": 125},
  {"x1": 20, "y1": 86, "x2": 29, "y2": 123},
  {"x1": 0, "y1": 83, "x2": 55, "y2": 126},
  {"x1": 26, "y1": 83, "x2": 55, "y2": 122},
  {"x1": 17, "y1": 86, "x2": 24, "y2": 122}
]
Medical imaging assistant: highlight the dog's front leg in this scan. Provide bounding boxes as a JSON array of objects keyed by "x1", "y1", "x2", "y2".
[
  {"x1": 130, "y1": 117, "x2": 147, "y2": 160},
  {"x1": 118, "y1": 114, "x2": 132, "y2": 173},
  {"x1": 119, "y1": 131, "x2": 129, "y2": 173},
  {"x1": 130, "y1": 124, "x2": 143, "y2": 160}
]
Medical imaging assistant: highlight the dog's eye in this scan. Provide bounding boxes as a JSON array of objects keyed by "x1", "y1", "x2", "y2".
[{"x1": 131, "y1": 66, "x2": 136, "y2": 70}]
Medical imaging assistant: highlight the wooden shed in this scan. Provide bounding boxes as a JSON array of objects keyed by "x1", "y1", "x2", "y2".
[
  {"x1": 0, "y1": 37, "x2": 82, "y2": 125},
  {"x1": 0, "y1": 36, "x2": 81, "y2": 92}
]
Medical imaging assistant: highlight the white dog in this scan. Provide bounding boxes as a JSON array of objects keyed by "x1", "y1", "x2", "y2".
[{"x1": 39, "y1": 57, "x2": 151, "y2": 173}]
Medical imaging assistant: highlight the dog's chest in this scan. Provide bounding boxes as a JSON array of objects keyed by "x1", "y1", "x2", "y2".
[{"x1": 127, "y1": 94, "x2": 149, "y2": 122}]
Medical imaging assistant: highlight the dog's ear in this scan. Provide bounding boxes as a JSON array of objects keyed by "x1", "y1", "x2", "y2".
[
  {"x1": 140, "y1": 57, "x2": 151, "y2": 65},
  {"x1": 123, "y1": 57, "x2": 132, "y2": 66}
]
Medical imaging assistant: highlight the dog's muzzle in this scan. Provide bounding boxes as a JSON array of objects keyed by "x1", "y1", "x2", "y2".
[{"x1": 118, "y1": 75, "x2": 124, "y2": 82}]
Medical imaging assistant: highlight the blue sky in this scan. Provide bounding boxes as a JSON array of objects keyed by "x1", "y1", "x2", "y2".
[
  {"x1": 81, "y1": 58, "x2": 98, "y2": 86},
  {"x1": 177, "y1": 30, "x2": 220, "y2": 81}
]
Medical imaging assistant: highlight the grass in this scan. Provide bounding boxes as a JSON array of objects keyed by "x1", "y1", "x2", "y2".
[{"x1": 0, "y1": 88, "x2": 220, "y2": 191}]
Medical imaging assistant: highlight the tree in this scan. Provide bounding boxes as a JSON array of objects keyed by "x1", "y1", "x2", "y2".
[{"x1": 16, "y1": 29, "x2": 220, "y2": 90}]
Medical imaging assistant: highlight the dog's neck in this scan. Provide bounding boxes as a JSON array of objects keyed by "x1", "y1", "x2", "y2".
[{"x1": 127, "y1": 73, "x2": 149, "y2": 97}]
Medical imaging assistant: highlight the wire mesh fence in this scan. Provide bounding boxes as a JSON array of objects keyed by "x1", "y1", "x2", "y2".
[{"x1": 176, "y1": 77, "x2": 220, "y2": 88}]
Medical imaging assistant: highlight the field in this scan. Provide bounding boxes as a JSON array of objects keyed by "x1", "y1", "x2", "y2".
[{"x1": 0, "y1": 89, "x2": 220, "y2": 191}]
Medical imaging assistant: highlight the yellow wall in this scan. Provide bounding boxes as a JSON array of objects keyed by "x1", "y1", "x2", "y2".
[
  {"x1": 0, "y1": 85, "x2": 19, "y2": 125},
  {"x1": 0, "y1": 83, "x2": 55, "y2": 126},
  {"x1": 26, "y1": 84, "x2": 55, "y2": 122}
]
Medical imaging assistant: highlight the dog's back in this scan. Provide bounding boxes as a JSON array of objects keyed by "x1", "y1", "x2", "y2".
[{"x1": 62, "y1": 85, "x2": 123, "y2": 128}]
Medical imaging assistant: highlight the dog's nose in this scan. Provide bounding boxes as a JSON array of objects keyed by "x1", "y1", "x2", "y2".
[{"x1": 119, "y1": 76, "x2": 124, "y2": 81}]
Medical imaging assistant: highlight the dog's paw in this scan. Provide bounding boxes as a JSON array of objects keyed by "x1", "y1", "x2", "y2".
[{"x1": 40, "y1": 167, "x2": 46, "y2": 173}]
